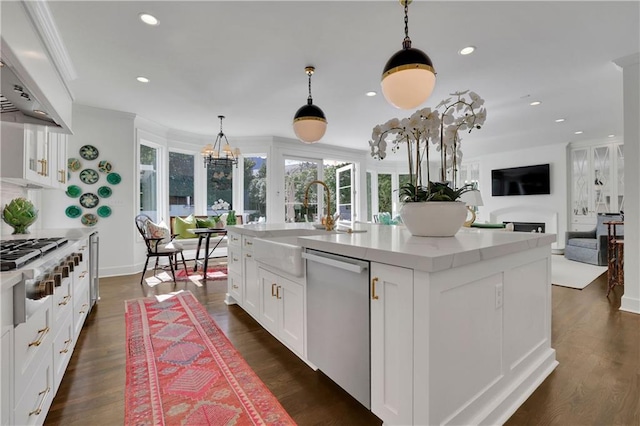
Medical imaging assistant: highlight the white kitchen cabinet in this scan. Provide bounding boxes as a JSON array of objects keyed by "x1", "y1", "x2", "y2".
[
  {"x1": 48, "y1": 131, "x2": 68, "y2": 189},
  {"x1": 257, "y1": 267, "x2": 304, "y2": 356},
  {"x1": 569, "y1": 141, "x2": 624, "y2": 231},
  {"x1": 242, "y1": 250, "x2": 259, "y2": 318},
  {"x1": 228, "y1": 271, "x2": 243, "y2": 305},
  {"x1": 0, "y1": 122, "x2": 68, "y2": 188},
  {"x1": 370, "y1": 262, "x2": 414, "y2": 426}
]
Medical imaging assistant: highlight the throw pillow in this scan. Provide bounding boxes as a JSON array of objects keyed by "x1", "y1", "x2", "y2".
[
  {"x1": 195, "y1": 217, "x2": 217, "y2": 228},
  {"x1": 145, "y1": 220, "x2": 171, "y2": 244},
  {"x1": 173, "y1": 215, "x2": 196, "y2": 239}
]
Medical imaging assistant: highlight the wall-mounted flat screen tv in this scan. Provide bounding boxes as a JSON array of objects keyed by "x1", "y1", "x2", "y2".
[{"x1": 491, "y1": 164, "x2": 550, "y2": 196}]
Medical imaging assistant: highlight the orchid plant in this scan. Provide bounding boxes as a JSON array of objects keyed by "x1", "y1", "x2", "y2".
[{"x1": 369, "y1": 90, "x2": 487, "y2": 202}]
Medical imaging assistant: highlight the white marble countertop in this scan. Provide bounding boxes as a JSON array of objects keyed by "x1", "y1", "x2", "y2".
[
  {"x1": 0, "y1": 227, "x2": 96, "y2": 241},
  {"x1": 0, "y1": 271, "x2": 23, "y2": 292},
  {"x1": 298, "y1": 224, "x2": 556, "y2": 272},
  {"x1": 227, "y1": 222, "x2": 331, "y2": 238}
]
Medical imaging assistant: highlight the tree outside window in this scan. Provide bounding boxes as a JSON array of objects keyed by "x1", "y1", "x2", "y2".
[
  {"x1": 139, "y1": 144, "x2": 159, "y2": 221},
  {"x1": 169, "y1": 152, "x2": 195, "y2": 216},
  {"x1": 244, "y1": 156, "x2": 267, "y2": 223}
]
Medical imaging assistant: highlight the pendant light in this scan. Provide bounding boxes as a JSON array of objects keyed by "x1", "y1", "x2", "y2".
[
  {"x1": 381, "y1": 0, "x2": 436, "y2": 110},
  {"x1": 293, "y1": 66, "x2": 327, "y2": 144}
]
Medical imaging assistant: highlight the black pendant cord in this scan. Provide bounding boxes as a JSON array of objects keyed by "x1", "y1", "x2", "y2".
[
  {"x1": 307, "y1": 72, "x2": 313, "y2": 105},
  {"x1": 403, "y1": 0, "x2": 412, "y2": 49}
]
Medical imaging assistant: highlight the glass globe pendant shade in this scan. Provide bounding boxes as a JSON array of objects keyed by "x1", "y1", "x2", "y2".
[
  {"x1": 293, "y1": 101, "x2": 327, "y2": 144},
  {"x1": 381, "y1": 47, "x2": 436, "y2": 109}
]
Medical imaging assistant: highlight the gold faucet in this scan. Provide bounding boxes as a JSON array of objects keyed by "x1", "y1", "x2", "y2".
[{"x1": 303, "y1": 180, "x2": 335, "y2": 231}]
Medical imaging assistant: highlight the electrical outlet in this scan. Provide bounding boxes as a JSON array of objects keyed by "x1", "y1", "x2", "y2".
[{"x1": 495, "y1": 283, "x2": 503, "y2": 309}]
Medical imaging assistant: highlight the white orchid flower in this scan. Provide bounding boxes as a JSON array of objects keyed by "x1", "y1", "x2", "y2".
[{"x1": 469, "y1": 91, "x2": 485, "y2": 108}]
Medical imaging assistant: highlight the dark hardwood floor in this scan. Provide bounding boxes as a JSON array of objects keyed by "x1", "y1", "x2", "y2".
[{"x1": 45, "y1": 265, "x2": 639, "y2": 426}]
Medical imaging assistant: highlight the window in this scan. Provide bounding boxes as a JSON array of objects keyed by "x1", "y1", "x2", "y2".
[
  {"x1": 207, "y1": 164, "x2": 233, "y2": 216},
  {"x1": 169, "y1": 151, "x2": 195, "y2": 217},
  {"x1": 335, "y1": 164, "x2": 354, "y2": 221},
  {"x1": 139, "y1": 143, "x2": 161, "y2": 221},
  {"x1": 366, "y1": 172, "x2": 373, "y2": 222},
  {"x1": 378, "y1": 173, "x2": 392, "y2": 214},
  {"x1": 284, "y1": 158, "x2": 320, "y2": 222},
  {"x1": 244, "y1": 155, "x2": 267, "y2": 223}
]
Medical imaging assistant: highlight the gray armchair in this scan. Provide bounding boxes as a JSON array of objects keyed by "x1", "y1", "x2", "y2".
[{"x1": 565, "y1": 214, "x2": 623, "y2": 266}]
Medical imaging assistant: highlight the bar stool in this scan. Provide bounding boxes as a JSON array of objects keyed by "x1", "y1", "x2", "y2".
[{"x1": 604, "y1": 220, "x2": 624, "y2": 296}]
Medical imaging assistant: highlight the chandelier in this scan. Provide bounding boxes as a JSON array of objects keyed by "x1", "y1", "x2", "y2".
[
  {"x1": 201, "y1": 115, "x2": 240, "y2": 170},
  {"x1": 381, "y1": 0, "x2": 436, "y2": 109}
]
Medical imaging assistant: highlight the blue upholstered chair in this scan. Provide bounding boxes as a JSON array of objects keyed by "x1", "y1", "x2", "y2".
[{"x1": 565, "y1": 213, "x2": 623, "y2": 266}]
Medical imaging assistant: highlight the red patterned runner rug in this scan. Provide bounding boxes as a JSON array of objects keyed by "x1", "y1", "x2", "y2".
[{"x1": 125, "y1": 290, "x2": 296, "y2": 425}]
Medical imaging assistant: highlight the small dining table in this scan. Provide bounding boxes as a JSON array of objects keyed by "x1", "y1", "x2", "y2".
[{"x1": 188, "y1": 228, "x2": 228, "y2": 276}]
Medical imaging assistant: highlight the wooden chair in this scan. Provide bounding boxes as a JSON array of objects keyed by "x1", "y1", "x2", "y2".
[{"x1": 135, "y1": 214, "x2": 187, "y2": 286}]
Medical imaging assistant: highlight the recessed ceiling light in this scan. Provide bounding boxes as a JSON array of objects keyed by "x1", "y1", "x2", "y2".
[
  {"x1": 529, "y1": 101, "x2": 542, "y2": 106},
  {"x1": 366, "y1": 91, "x2": 377, "y2": 97},
  {"x1": 136, "y1": 76, "x2": 150, "y2": 83},
  {"x1": 574, "y1": 131, "x2": 583, "y2": 135},
  {"x1": 33, "y1": 109, "x2": 47, "y2": 115},
  {"x1": 139, "y1": 13, "x2": 159, "y2": 26},
  {"x1": 459, "y1": 46, "x2": 475, "y2": 55},
  {"x1": 608, "y1": 134, "x2": 615, "y2": 138},
  {"x1": 555, "y1": 118, "x2": 565, "y2": 123}
]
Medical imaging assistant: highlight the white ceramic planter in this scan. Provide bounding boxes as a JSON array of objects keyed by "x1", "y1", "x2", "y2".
[{"x1": 399, "y1": 201, "x2": 467, "y2": 237}]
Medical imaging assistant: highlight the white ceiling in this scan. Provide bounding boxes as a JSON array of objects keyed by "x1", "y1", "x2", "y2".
[{"x1": 48, "y1": 1, "x2": 639, "y2": 158}]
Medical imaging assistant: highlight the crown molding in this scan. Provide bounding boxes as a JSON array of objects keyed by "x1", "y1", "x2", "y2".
[
  {"x1": 21, "y1": 0, "x2": 78, "y2": 83},
  {"x1": 613, "y1": 52, "x2": 639, "y2": 69}
]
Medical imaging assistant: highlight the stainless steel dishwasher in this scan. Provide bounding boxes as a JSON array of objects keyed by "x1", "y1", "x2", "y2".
[{"x1": 303, "y1": 249, "x2": 371, "y2": 409}]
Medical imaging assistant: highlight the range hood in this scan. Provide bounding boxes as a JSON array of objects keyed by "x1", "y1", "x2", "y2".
[{"x1": 0, "y1": 60, "x2": 60, "y2": 128}]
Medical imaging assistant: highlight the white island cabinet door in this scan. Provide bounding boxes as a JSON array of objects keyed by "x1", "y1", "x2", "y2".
[
  {"x1": 258, "y1": 268, "x2": 278, "y2": 334},
  {"x1": 370, "y1": 262, "x2": 414, "y2": 426}
]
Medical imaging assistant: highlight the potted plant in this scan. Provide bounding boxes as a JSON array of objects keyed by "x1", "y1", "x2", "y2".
[
  {"x1": 369, "y1": 90, "x2": 487, "y2": 236},
  {"x1": 2, "y1": 197, "x2": 39, "y2": 234}
]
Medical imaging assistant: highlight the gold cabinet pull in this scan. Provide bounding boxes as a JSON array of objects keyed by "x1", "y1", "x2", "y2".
[
  {"x1": 371, "y1": 277, "x2": 379, "y2": 300},
  {"x1": 246, "y1": 253, "x2": 252, "y2": 258},
  {"x1": 28, "y1": 386, "x2": 51, "y2": 416},
  {"x1": 58, "y1": 295, "x2": 71, "y2": 306},
  {"x1": 232, "y1": 284, "x2": 239, "y2": 289},
  {"x1": 60, "y1": 338, "x2": 72, "y2": 354},
  {"x1": 58, "y1": 169, "x2": 66, "y2": 183},
  {"x1": 79, "y1": 303, "x2": 89, "y2": 314},
  {"x1": 28, "y1": 327, "x2": 50, "y2": 347},
  {"x1": 245, "y1": 240, "x2": 253, "y2": 246},
  {"x1": 271, "y1": 283, "x2": 277, "y2": 297},
  {"x1": 37, "y1": 159, "x2": 46, "y2": 175},
  {"x1": 276, "y1": 285, "x2": 282, "y2": 300},
  {"x1": 233, "y1": 257, "x2": 239, "y2": 262}
]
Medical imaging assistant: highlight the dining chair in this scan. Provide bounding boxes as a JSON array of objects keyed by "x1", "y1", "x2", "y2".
[{"x1": 135, "y1": 214, "x2": 188, "y2": 285}]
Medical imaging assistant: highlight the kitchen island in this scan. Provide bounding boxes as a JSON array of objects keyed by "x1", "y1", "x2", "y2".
[{"x1": 226, "y1": 223, "x2": 558, "y2": 425}]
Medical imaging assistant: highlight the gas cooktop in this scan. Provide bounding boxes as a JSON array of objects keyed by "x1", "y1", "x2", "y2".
[{"x1": 0, "y1": 237, "x2": 69, "y2": 271}]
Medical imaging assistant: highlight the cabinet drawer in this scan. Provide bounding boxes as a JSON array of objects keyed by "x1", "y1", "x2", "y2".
[
  {"x1": 242, "y1": 236, "x2": 255, "y2": 251},
  {"x1": 73, "y1": 282, "x2": 90, "y2": 337},
  {"x1": 228, "y1": 271, "x2": 243, "y2": 305},
  {"x1": 227, "y1": 232, "x2": 241, "y2": 247},
  {"x1": 53, "y1": 276, "x2": 73, "y2": 323},
  {"x1": 53, "y1": 313, "x2": 74, "y2": 393},
  {"x1": 14, "y1": 298, "x2": 52, "y2": 402},
  {"x1": 227, "y1": 246, "x2": 241, "y2": 275},
  {"x1": 13, "y1": 347, "x2": 54, "y2": 426}
]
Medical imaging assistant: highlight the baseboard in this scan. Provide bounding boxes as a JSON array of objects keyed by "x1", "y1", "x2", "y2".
[
  {"x1": 620, "y1": 295, "x2": 640, "y2": 314},
  {"x1": 474, "y1": 349, "x2": 559, "y2": 426}
]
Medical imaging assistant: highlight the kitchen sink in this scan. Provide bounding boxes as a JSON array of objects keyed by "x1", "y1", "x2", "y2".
[{"x1": 253, "y1": 236, "x2": 304, "y2": 277}]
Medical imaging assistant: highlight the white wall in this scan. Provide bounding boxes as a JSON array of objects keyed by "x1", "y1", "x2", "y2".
[
  {"x1": 468, "y1": 143, "x2": 568, "y2": 251},
  {"x1": 615, "y1": 53, "x2": 639, "y2": 315},
  {"x1": 40, "y1": 105, "x2": 136, "y2": 277}
]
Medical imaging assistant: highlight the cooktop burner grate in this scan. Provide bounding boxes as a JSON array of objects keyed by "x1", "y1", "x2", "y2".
[{"x1": 0, "y1": 237, "x2": 69, "y2": 271}]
